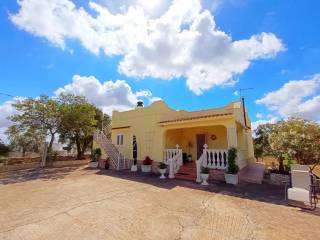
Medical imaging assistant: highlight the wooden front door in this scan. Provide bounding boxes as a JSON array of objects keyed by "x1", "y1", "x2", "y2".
[{"x1": 196, "y1": 134, "x2": 206, "y2": 160}]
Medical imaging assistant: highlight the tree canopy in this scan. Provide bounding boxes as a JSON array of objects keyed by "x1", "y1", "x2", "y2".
[
  {"x1": 6, "y1": 125, "x2": 44, "y2": 157},
  {"x1": 8, "y1": 94, "x2": 110, "y2": 160},
  {"x1": 9, "y1": 95, "x2": 61, "y2": 152},
  {"x1": 58, "y1": 94, "x2": 99, "y2": 159},
  {"x1": 254, "y1": 118, "x2": 320, "y2": 172}
]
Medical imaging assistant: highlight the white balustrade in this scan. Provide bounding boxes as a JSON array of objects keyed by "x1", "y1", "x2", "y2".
[
  {"x1": 202, "y1": 144, "x2": 228, "y2": 170},
  {"x1": 164, "y1": 145, "x2": 182, "y2": 179},
  {"x1": 196, "y1": 144, "x2": 228, "y2": 183}
]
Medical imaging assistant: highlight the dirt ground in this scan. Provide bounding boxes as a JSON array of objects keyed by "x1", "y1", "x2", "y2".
[{"x1": 0, "y1": 166, "x2": 319, "y2": 240}]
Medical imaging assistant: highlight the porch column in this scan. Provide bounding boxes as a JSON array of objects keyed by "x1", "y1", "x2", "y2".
[{"x1": 226, "y1": 124, "x2": 238, "y2": 149}]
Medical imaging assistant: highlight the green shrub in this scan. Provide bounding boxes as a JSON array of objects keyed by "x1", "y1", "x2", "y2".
[
  {"x1": 0, "y1": 142, "x2": 10, "y2": 156},
  {"x1": 227, "y1": 147, "x2": 239, "y2": 174},
  {"x1": 47, "y1": 150, "x2": 58, "y2": 162},
  {"x1": 201, "y1": 167, "x2": 210, "y2": 174},
  {"x1": 91, "y1": 148, "x2": 102, "y2": 162},
  {"x1": 158, "y1": 162, "x2": 167, "y2": 169},
  {"x1": 0, "y1": 157, "x2": 7, "y2": 163}
]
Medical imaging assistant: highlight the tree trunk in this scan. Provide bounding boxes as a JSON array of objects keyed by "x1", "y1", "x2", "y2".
[
  {"x1": 75, "y1": 137, "x2": 82, "y2": 160},
  {"x1": 48, "y1": 133, "x2": 55, "y2": 153},
  {"x1": 22, "y1": 147, "x2": 26, "y2": 157},
  {"x1": 279, "y1": 156, "x2": 285, "y2": 173}
]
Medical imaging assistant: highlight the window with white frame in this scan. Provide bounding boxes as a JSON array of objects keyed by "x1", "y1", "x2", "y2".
[{"x1": 117, "y1": 134, "x2": 124, "y2": 145}]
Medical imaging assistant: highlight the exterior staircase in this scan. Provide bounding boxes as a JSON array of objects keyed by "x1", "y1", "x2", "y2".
[
  {"x1": 175, "y1": 162, "x2": 265, "y2": 184},
  {"x1": 94, "y1": 132, "x2": 132, "y2": 170},
  {"x1": 175, "y1": 162, "x2": 197, "y2": 181}
]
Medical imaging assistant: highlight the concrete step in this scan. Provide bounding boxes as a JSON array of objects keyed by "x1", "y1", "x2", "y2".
[{"x1": 175, "y1": 173, "x2": 196, "y2": 181}]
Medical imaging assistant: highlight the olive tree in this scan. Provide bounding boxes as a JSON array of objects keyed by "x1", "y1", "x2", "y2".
[
  {"x1": 9, "y1": 95, "x2": 61, "y2": 153},
  {"x1": 269, "y1": 118, "x2": 320, "y2": 172},
  {"x1": 6, "y1": 125, "x2": 44, "y2": 157},
  {"x1": 254, "y1": 123, "x2": 275, "y2": 160},
  {"x1": 58, "y1": 94, "x2": 106, "y2": 159}
]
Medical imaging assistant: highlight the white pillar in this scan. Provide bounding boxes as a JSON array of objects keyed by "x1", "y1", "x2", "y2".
[
  {"x1": 168, "y1": 159, "x2": 175, "y2": 179},
  {"x1": 227, "y1": 124, "x2": 238, "y2": 149},
  {"x1": 196, "y1": 144, "x2": 207, "y2": 183},
  {"x1": 196, "y1": 159, "x2": 202, "y2": 183}
]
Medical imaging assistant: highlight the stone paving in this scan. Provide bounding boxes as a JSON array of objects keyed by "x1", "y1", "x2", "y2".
[{"x1": 0, "y1": 166, "x2": 319, "y2": 240}]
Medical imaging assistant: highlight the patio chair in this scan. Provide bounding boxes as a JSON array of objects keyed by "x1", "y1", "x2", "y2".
[{"x1": 286, "y1": 169, "x2": 318, "y2": 210}]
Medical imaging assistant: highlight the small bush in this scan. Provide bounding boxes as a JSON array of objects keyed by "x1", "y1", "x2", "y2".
[
  {"x1": 0, "y1": 157, "x2": 6, "y2": 163},
  {"x1": 0, "y1": 142, "x2": 10, "y2": 156},
  {"x1": 143, "y1": 156, "x2": 153, "y2": 165},
  {"x1": 227, "y1": 147, "x2": 239, "y2": 174},
  {"x1": 91, "y1": 148, "x2": 102, "y2": 162},
  {"x1": 201, "y1": 167, "x2": 210, "y2": 174},
  {"x1": 158, "y1": 162, "x2": 167, "y2": 169},
  {"x1": 47, "y1": 150, "x2": 59, "y2": 162}
]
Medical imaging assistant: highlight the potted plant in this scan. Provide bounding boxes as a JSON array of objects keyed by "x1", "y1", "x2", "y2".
[
  {"x1": 224, "y1": 147, "x2": 239, "y2": 185},
  {"x1": 201, "y1": 167, "x2": 210, "y2": 185},
  {"x1": 141, "y1": 156, "x2": 153, "y2": 172},
  {"x1": 158, "y1": 162, "x2": 167, "y2": 179},
  {"x1": 89, "y1": 148, "x2": 101, "y2": 168}
]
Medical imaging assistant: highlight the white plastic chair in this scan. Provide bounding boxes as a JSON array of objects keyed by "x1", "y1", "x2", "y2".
[{"x1": 286, "y1": 169, "x2": 317, "y2": 210}]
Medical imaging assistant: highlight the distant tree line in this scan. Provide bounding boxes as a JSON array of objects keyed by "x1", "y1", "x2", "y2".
[
  {"x1": 5, "y1": 94, "x2": 111, "y2": 160},
  {"x1": 254, "y1": 118, "x2": 320, "y2": 173}
]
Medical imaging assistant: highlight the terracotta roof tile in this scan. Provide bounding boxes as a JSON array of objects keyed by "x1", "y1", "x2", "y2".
[{"x1": 159, "y1": 112, "x2": 233, "y2": 124}]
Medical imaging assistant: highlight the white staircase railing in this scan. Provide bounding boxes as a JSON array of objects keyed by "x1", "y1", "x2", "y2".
[
  {"x1": 164, "y1": 145, "x2": 182, "y2": 179},
  {"x1": 196, "y1": 144, "x2": 228, "y2": 182},
  {"x1": 94, "y1": 132, "x2": 132, "y2": 170}
]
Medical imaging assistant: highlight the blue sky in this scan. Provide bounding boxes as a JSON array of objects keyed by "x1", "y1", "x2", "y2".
[{"x1": 0, "y1": 0, "x2": 320, "y2": 139}]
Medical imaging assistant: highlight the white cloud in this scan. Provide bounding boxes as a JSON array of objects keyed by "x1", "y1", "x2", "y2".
[
  {"x1": 0, "y1": 99, "x2": 17, "y2": 142},
  {"x1": 0, "y1": 75, "x2": 156, "y2": 141},
  {"x1": 54, "y1": 75, "x2": 158, "y2": 115},
  {"x1": 251, "y1": 117, "x2": 278, "y2": 133},
  {"x1": 10, "y1": 0, "x2": 284, "y2": 95},
  {"x1": 95, "y1": 0, "x2": 172, "y2": 18},
  {"x1": 256, "y1": 113, "x2": 263, "y2": 118},
  {"x1": 256, "y1": 74, "x2": 320, "y2": 121}
]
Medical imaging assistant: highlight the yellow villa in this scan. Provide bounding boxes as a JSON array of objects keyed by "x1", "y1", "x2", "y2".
[{"x1": 94, "y1": 100, "x2": 262, "y2": 183}]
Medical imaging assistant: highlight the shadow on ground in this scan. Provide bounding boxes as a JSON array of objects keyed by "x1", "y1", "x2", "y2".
[
  {"x1": 95, "y1": 168, "x2": 288, "y2": 207},
  {"x1": 0, "y1": 166, "x2": 82, "y2": 185}
]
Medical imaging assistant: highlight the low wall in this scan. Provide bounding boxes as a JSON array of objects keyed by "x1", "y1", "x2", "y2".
[
  {"x1": 108, "y1": 159, "x2": 160, "y2": 172},
  {"x1": 269, "y1": 173, "x2": 290, "y2": 186},
  {"x1": 0, "y1": 162, "x2": 41, "y2": 172},
  {"x1": 0, "y1": 156, "x2": 42, "y2": 172},
  {"x1": 52, "y1": 159, "x2": 89, "y2": 167},
  {"x1": 0, "y1": 155, "x2": 90, "y2": 172}
]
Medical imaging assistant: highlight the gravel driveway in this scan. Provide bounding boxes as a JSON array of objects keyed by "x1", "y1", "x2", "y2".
[{"x1": 0, "y1": 166, "x2": 319, "y2": 240}]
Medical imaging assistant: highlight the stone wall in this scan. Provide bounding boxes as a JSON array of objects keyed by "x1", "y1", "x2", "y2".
[
  {"x1": 52, "y1": 159, "x2": 88, "y2": 167},
  {"x1": 269, "y1": 173, "x2": 290, "y2": 185},
  {"x1": 0, "y1": 157, "x2": 42, "y2": 172}
]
